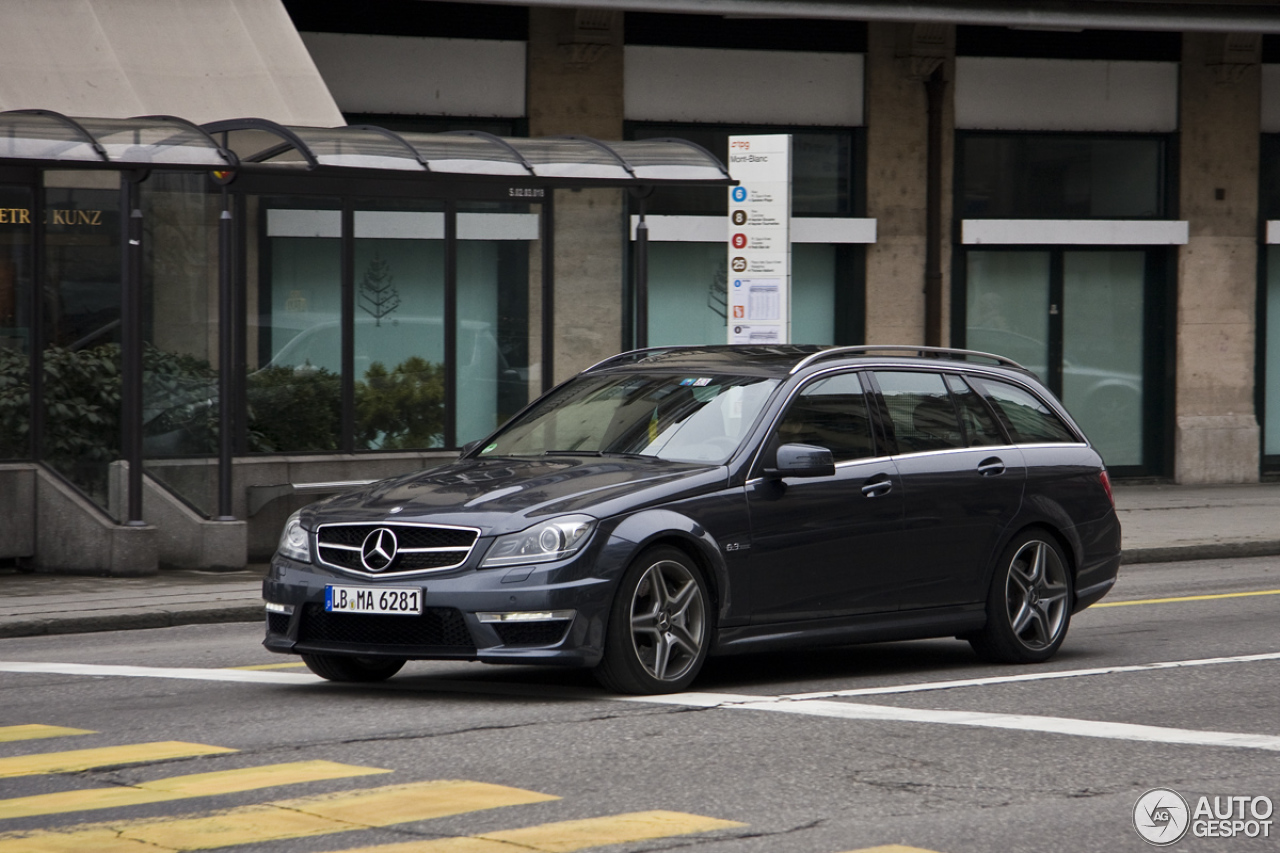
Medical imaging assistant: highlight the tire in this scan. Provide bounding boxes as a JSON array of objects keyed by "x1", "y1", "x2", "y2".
[
  {"x1": 594, "y1": 545, "x2": 711, "y2": 695},
  {"x1": 968, "y1": 530, "x2": 1073, "y2": 664},
  {"x1": 301, "y1": 654, "x2": 406, "y2": 683}
]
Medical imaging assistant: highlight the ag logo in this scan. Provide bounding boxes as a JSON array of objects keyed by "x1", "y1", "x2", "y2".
[
  {"x1": 360, "y1": 528, "x2": 399, "y2": 572},
  {"x1": 1134, "y1": 788, "x2": 1190, "y2": 846}
]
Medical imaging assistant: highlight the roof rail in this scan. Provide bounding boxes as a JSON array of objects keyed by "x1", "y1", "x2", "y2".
[
  {"x1": 583, "y1": 346, "x2": 700, "y2": 373},
  {"x1": 789, "y1": 345, "x2": 1028, "y2": 375}
]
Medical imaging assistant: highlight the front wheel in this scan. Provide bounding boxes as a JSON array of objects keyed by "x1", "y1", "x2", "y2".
[
  {"x1": 968, "y1": 531, "x2": 1073, "y2": 664},
  {"x1": 301, "y1": 654, "x2": 405, "y2": 683},
  {"x1": 594, "y1": 546, "x2": 710, "y2": 694}
]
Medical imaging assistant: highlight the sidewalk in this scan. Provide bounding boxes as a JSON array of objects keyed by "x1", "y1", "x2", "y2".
[{"x1": 1, "y1": 482, "x2": 1278, "y2": 640}]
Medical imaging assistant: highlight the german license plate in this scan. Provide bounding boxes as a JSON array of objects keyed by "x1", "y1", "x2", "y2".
[{"x1": 325, "y1": 585, "x2": 422, "y2": 615}]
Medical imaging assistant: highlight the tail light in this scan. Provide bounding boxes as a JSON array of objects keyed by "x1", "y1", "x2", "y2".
[{"x1": 1099, "y1": 469, "x2": 1114, "y2": 508}]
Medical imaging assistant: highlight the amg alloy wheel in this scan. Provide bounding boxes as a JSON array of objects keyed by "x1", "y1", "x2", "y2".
[
  {"x1": 595, "y1": 545, "x2": 710, "y2": 694},
  {"x1": 969, "y1": 531, "x2": 1072, "y2": 664}
]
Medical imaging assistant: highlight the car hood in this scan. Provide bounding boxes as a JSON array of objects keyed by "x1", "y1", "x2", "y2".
[{"x1": 303, "y1": 455, "x2": 726, "y2": 535}]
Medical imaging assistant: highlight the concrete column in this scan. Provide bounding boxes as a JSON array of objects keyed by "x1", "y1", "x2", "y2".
[
  {"x1": 1175, "y1": 33, "x2": 1261, "y2": 484},
  {"x1": 527, "y1": 8, "x2": 626, "y2": 381},
  {"x1": 863, "y1": 23, "x2": 955, "y2": 346}
]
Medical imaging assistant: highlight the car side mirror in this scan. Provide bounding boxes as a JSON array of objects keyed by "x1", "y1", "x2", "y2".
[{"x1": 765, "y1": 443, "x2": 835, "y2": 479}]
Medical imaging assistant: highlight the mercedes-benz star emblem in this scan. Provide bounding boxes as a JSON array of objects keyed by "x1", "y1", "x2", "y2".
[{"x1": 360, "y1": 528, "x2": 398, "y2": 572}]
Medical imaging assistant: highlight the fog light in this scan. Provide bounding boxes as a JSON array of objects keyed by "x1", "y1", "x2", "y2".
[
  {"x1": 477, "y1": 610, "x2": 574, "y2": 623},
  {"x1": 264, "y1": 602, "x2": 293, "y2": 614}
]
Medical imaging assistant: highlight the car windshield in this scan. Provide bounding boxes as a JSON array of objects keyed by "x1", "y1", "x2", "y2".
[{"x1": 478, "y1": 371, "x2": 780, "y2": 464}]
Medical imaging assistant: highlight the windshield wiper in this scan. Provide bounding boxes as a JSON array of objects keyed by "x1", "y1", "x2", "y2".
[{"x1": 543, "y1": 450, "x2": 647, "y2": 458}]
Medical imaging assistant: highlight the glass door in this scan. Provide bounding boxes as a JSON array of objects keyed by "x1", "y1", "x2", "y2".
[{"x1": 964, "y1": 248, "x2": 1155, "y2": 471}]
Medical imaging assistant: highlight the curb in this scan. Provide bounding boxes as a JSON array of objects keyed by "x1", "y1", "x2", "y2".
[
  {"x1": 1121, "y1": 540, "x2": 1280, "y2": 565},
  {"x1": 0, "y1": 605, "x2": 263, "y2": 640}
]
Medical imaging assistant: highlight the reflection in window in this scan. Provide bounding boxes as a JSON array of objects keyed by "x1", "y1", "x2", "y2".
[
  {"x1": 977, "y1": 378, "x2": 1077, "y2": 444},
  {"x1": 0, "y1": 185, "x2": 32, "y2": 461},
  {"x1": 876, "y1": 371, "x2": 965, "y2": 454},
  {"x1": 775, "y1": 372, "x2": 874, "y2": 461}
]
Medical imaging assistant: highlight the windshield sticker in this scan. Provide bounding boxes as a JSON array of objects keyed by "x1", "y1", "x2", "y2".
[
  {"x1": 482, "y1": 443, "x2": 498, "y2": 454},
  {"x1": 680, "y1": 377, "x2": 713, "y2": 387}
]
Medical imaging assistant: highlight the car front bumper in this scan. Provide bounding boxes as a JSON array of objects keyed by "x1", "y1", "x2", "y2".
[{"x1": 262, "y1": 554, "x2": 614, "y2": 668}]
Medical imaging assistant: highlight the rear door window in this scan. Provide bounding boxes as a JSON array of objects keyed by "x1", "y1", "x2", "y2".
[
  {"x1": 973, "y1": 378, "x2": 1078, "y2": 444},
  {"x1": 874, "y1": 371, "x2": 965, "y2": 453}
]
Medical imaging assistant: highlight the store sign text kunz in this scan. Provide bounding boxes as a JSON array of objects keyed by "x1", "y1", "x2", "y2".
[{"x1": 0, "y1": 208, "x2": 105, "y2": 225}]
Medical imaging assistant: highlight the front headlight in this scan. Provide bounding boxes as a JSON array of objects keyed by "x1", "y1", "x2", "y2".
[
  {"x1": 481, "y1": 515, "x2": 595, "y2": 568},
  {"x1": 277, "y1": 511, "x2": 312, "y2": 563}
]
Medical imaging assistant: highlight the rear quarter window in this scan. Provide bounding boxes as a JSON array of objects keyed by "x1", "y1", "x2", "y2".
[{"x1": 975, "y1": 378, "x2": 1078, "y2": 444}]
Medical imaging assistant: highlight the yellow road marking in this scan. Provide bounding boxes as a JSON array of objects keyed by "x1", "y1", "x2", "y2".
[
  {"x1": 838, "y1": 847, "x2": 942, "y2": 853},
  {"x1": 1095, "y1": 588, "x2": 1280, "y2": 608},
  {"x1": 0, "y1": 726, "x2": 94, "y2": 744},
  {"x1": 331, "y1": 810, "x2": 747, "y2": 852},
  {"x1": 0, "y1": 780, "x2": 558, "y2": 853},
  {"x1": 0, "y1": 760, "x2": 391, "y2": 819},
  {"x1": 227, "y1": 662, "x2": 309, "y2": 671},
  {"x1": 0, "y1": 742, "x2": 236, "y2": 779}
]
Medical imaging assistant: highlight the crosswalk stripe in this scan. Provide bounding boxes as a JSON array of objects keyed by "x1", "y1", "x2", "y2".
[
  {"x1": 0, "y1": 780, "x2": 559, "y2": 852},
  {"x1": 0, "y1": 726, "x2": 94, "y2": 744},
  {"x1": 0, "y1": 742, "x2": 236, "y2": 778},
  {"x1": 331, "y1": 809, "x2": 747, "y2": 852},
  {"x1": 0, "y1": 760, "x2": 391, "y2": 819}
]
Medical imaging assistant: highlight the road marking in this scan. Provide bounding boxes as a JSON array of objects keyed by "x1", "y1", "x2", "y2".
[
  {"x1": 0, "y1": 760, "x2": 391, "y2": 819},
  {"x1": 228, "y1": 662, "x2": 309, "y2": 670},
  {"x1": 0, "y1": 726, "x2": 93, "y2": 744},
  {"x1": 331, "y1": 810, "x2": 747, "y2": 853},
  {"x1": 621, "y1": 692, "x2": 1280, "y2": 752},
  {"x1": 839, "y1": 847, "x2": 941, "y2": 853},
  {"x1": 0, "y1": 780, "x2": 559, "y2": 853},
  {"x1": 1095, "y1": 588, "x2": 1280, "y2": 607},
  {"x1": 0, "y1": 661, "x2": 317, "y2": 684},
  {"x1": 779, "y1": 651, "x2": 1280, "y2": 700},
  {"x1": 0, "y1": 742, "x2": 236, "y2": 779}
]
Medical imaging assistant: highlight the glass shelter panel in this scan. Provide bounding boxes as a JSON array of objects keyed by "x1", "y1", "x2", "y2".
[
  {"x1": 1266, "y1": 246, "x2": 1280, "y2": 458},
  {"x1": 456, "y1": 201, "x2": 536, "y2": 445},
  {"x1": 251, "y1": 198, "x2": 343, "y2": 452},
  {"x1": 41, "y1": 172, "x2": 121, "y2": 513},
  {"x1": 352, "y1": 203, "x2": 446, "y2": 450},
  {"x1": 140, "y1": 172, "x2": 222, "y2": 515},
  {"x1": 0, "y1": 185, "x2": 32, "y2": 460}
]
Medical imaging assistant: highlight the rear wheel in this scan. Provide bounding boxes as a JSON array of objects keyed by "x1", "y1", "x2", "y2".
[
  {"x1": 969, "y1": 531, "x2": 1073, "y2": 663},
  {"x1": 301, "y1": 654, "x2": 406, "y2": 683},
  {"x1": 594, "y1": 546, "x2": 710, "y2": 694}
]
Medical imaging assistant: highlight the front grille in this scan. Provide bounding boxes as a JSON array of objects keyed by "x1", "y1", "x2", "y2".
[
  {"x1": 492, "y1": 621, "x2": 570, "y2": 647},
  {"x1": 298, "y1": 603, "x2": 474, "y2": 648},
  {"x1": 316, "y1": 523, "x2": 479, "y2": 575},
  {"x1": 266, "y1": 612, "x2": 291, "y2": 635}
]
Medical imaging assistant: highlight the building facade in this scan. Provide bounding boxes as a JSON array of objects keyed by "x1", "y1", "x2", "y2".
[{"x1": 1, "y1": 0, "x2": 1279, "y2": 573}]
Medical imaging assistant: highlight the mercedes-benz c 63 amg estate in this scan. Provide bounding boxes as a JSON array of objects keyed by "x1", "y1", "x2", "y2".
[{"x1": 263, "y1": 345, "x2": 1121, "y2": 694}]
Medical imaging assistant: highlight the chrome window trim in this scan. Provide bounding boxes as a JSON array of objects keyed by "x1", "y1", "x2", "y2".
[{"x1": 315, "y1": 521, "x2": 482, "y2": 579}]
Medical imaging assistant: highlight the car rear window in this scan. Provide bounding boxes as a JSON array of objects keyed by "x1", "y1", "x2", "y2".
[{"x1": 975, "y1": 378, "x2": 1078, "y2": 444}]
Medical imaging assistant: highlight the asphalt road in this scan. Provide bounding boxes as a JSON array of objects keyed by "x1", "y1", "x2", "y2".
[{"x1": 1, "y1": 556, "x2": 1278, "y2": 853}]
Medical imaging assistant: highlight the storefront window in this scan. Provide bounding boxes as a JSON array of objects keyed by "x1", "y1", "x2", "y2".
[
  {"x1": 959, "y1": 134, "x2": 1166, "y2": 219},
  {"x1": 0, "y1": 184, "x2": 32, "y2": 460},
  {"x1": 1265, "y1": 246, "x2": 1280, "y2": 459},
  {"x1": 41, "y1": 172, "x2": 121, "y2": 512}
]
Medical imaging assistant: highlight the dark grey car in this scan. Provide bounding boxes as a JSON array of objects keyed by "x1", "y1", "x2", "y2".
[{"x1": 264, "y1": 345, "x2": 1121, "y2": 694}]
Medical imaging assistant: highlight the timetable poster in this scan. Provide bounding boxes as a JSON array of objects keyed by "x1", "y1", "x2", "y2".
[{"x1": 726, "y1": 134, "x2": 791, "y2": 345}]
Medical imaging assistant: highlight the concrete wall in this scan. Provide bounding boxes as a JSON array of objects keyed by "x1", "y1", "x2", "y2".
[
  {"x1": 527, "y1": 8, "x2": 626, "y2": 382},
  {"x1": 1175, "y1": 33, "x2": 1262, "y2": 484},
  {"x1": 0, "y1": 464, "x2": 35, "y2": 560},
  {"x1": 864, "y1": 23, "x2": 955, "y2": 346},
  {"x1": 35, "y1": 467, "x2": 157, "y2": 576}
]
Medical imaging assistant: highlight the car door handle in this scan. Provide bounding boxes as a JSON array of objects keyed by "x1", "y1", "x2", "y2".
[
  {"x1": 861, "y1": 474, "x2": 893, "y2": 498},
  {"x1": 977, "y1": 457, "x2": 1005, "y2": 477}
]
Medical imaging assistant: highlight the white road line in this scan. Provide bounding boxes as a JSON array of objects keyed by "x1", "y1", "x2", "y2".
[
  {"x1": 618, "y1": 693, "x2": 1280, "y2": 752},
  {"x1": 3, "y1": 655, "x2": 1279, "y2": 752},
  {"x1": 778, "y1": 651, "x2": 1280, "y2": 700},
  {"x1": 0, "y1": 661, "x2": 320, "y2": 684}
]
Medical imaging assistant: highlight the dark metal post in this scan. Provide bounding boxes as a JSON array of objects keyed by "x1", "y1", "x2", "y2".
[
  {"x1": 215, "y1": 195, "x2": 234, "y2": 520},
  {"x1": 634, "y1": 199, "x2": 649, "y2": 350},
  {"x1": 444, "y1": 201, "x2": 457, "y2": 449},
  {"x1": 339, "y1": 206, "x2": 354, "y2": 453},
  {"x1": 120, "y1": 176, "x2": 145, "y2": 525},
  {"x1": 924, "y1": 67, "x2": 946, "y2": 348},
  {"x1": 540, "y1": 194, "x2": 555, "y2": 393}
]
